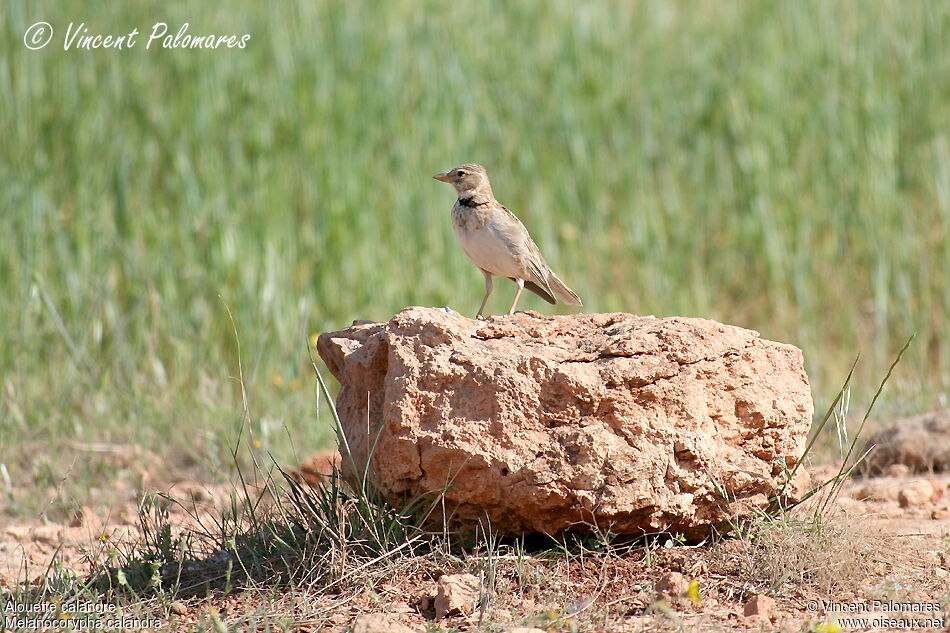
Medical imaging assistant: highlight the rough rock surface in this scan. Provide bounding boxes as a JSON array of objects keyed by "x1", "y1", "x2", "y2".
[
  {"x1": 433, "y1": 573, "x2": 480, "y2": 619},
  {"x1": 655, "y1": 571, "x2": 686, "y2": 597},
  {"x1": 898, "y1": 479, "x2": 938, "y2": 508},
  {"x1": 861, "y1": 410, "x2": 950, "y2": 475},
  {"x1": 744, "y1": 594, "x2": 777, "y2": 619},
  {"x1": 318, "y1": 307, "x2": 813, "y2": 536}
]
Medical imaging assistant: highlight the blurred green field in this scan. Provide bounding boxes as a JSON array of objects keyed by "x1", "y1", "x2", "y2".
[{"x1": 2, "y1": 0, "x2": 949, "y2": 511}]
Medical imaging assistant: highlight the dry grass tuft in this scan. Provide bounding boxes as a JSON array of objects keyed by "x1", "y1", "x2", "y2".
[{"x1": 737, "y1": 509, "x2": 880, "y2": 596}]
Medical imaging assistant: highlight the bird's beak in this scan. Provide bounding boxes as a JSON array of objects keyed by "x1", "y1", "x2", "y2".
[{"x1": 433, "y1": 172, "x2": 451, "y2": 183}]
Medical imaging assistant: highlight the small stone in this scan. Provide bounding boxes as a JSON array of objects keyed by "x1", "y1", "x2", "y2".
[
  {"x1": 434, "y1": 573, "x2": 480, "y2": 619},
  {"x1": 929, "y1": 479, "x2": 946, "y2": 501},
  {"x1": 655, "y1": 572, "x2": 686, "y2": 597},
  {"x1": 931, "y1": 508, "x2": 950, "y2": 520},
  {"x1": 883, "y1": 464, "x2": 910, "y2": 478},
  {"x1": 493, "y1": 608, "x2": 512, "y2": 622},
  {"x1": 169, "y1": 601, "x2": 188, "y2": 616},
  {"x1": 352, "y1": 614, "x2": 416, "y2": 633},
  {"x1": 743, "y1": 594, "x2": 776, "y2": 619},
  {"x1": 898, "y1": 479, "x2": 935, "y2": 508},
  {"x1": 509, "y1": 628, "x2": 547, "y2": 633},
  {"x1": 862, "y1": 410, "x2": 950, "y2": 475},
  {"x1": 853, "y1": 481, "x2": 899, "y2": 502},
  {"x1": 69, "y1": 506, "x2": 103, "y2": 531},
  {"x1": 292, "y1": 450, "x2": 342, "y2": 486}
]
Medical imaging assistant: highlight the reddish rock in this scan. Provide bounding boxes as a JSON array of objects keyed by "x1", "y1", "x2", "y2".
[
  {"x1": 434, "y1": 573, "x2": 480, "y2": 619},
  {"x1": 898, "y1": 479, "x2": 936, "y2": 508},
  {"x1": 169, "y1": 601, "x2": 188, "y2": 616},
  {"x1": 68, "y1": 506, "x2": 103, "y2": 532},
  {"x1": 744, "y1": 594, "x2": 776, "y2": 619},
  {"x1": 292, "y1": 450, "x2": 342, "y2": 486},
  {"x1": 929, "y1": 478, "x2": 947, "y2": 501},
  {"x1": 318, "y1": 307, "x2": 813, "y2": 536},
  {"x1": 862, "y1": 410, "x2": 950, "y2": 475},
  {"x1": 852, "y1": 481, "x2": 900, "y2": 502},
  {"x1": 883, "y1": 463, "x2": 910, "y2": 478},
  {"x1": 655, "y1": 571, "x2": 686, "y2": 597}
]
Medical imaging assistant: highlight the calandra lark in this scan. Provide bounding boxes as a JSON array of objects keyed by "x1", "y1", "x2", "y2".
[{"x1": 434, "y1": 164, "x2": 582, "y2": 319}]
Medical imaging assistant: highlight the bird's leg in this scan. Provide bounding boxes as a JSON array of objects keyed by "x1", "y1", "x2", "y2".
[
  {"x1": 476, "y1": 270, "x2": 493, "y2": 320},
  {"x1": 508, "y1": 278, "x2": 525, "y2": 315}
]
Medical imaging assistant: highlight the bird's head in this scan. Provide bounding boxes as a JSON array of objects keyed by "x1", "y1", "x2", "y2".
[{"x1": 434, "y1": 164, "x2": 492, "y2": 199}]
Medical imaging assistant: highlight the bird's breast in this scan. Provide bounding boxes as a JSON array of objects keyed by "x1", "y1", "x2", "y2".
[{"x1": 451, "y1": 204, "x2": 524, "y2": 277}]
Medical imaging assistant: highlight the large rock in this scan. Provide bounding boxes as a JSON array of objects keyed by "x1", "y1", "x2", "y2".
[{"x1": 317, "y1": 307, "x2": 812, "y2": 536}]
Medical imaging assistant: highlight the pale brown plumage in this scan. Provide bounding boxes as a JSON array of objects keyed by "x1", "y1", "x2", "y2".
[{"x1": 434, "y1": 163, "x2": 582, "y2": 319}]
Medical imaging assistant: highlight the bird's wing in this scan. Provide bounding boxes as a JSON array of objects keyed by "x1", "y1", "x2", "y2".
[
  {"x1": 495, "y1": 202, "x2": 582, "y2": 307},
  {"x1": 496, "y1": 204, "x2": 556, "y2": 295}
]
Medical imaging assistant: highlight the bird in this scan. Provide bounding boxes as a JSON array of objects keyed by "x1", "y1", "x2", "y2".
[{"x1": 433, "y1": 163, "x2": 582, "y2": 319}]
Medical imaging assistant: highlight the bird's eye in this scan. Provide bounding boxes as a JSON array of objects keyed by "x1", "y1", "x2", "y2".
[{"x1": 456, "y1": 170, "x2": 465, "y2": 177}]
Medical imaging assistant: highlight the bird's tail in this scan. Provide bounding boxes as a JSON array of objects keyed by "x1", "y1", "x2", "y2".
[{"x1": 547, "y1": 271, "x2": 582, "y2": 306}]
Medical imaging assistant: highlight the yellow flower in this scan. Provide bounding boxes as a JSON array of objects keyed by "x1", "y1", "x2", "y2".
[
  {"x1": 812, "y1": 620, "x2": 843, "y2": 633},
  {"x1": 271, "y1": 374, "x2": 284, "y2": 388},
  {"x1": 687, "y1": 579, "x2": 702, "y2": 606}
]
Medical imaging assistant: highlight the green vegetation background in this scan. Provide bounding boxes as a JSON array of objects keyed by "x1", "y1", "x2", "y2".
[{"x1": 2, "y1": 1, "x2": 949, "y2": 507}]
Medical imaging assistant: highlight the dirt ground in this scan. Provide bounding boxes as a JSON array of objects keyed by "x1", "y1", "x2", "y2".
[{"x1": 1, "y1": 454, "x2": 948, "y2": 632}]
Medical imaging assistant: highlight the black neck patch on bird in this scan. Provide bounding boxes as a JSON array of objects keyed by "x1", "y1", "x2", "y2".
[{"x1": 458, "y1": 197, "x2": 490, "y2": 208}]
